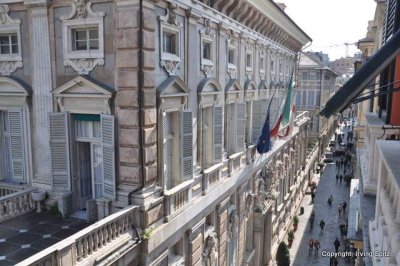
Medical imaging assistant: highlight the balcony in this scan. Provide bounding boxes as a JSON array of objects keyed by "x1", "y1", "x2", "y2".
[
  {"x1": 202, "y1": 163, "x2": 223, "y2": 194},
  {"x1": 228, "y1": 151, "x2": 246, "y2": 175},
  {"x1": 19, "y1": 206, "x2": 140, "y2": 266},
  {"x1": 164, "y1": 179, "x2": 193, "y2": 221}
]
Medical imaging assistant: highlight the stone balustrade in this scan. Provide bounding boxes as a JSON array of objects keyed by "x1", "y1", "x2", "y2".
[
  {"x1": 0, "y1": 183, "x2": 19, "y2": 197},
  {"x1": 164, "y1": 180, "x2": 193, "y2": 221},
  {"x1": 202, "y1": 163, "x2": 223, "y2": 194},
  {"x1": 18, "y1": 205, "x2": 139, "y2": 266},
  {"x1": 247, "y1": 145, "x2": 257, "y2": 163},
  {"x1": 295, "y1": 111, "x2": 308, "y2": 126},
  {"x1": 0, "y1": 187, "x2": 37, "y2": 222},
  {"x1": 228, "y1": 151, "x2": 246, "y2": 175}
]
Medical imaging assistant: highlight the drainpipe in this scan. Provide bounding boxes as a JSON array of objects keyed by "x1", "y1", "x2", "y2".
[{"x1": 128, "y1": 0, "x2": 145, "y2": 205}]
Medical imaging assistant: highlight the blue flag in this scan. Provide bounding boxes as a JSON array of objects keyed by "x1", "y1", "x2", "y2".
[{"x1": 256, "y1": 110, "x2": 272, "y2": 154}]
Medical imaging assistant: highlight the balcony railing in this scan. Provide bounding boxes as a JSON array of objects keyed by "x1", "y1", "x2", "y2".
[
  {"x1": 202, "y1": 163, "x2": 223, "y2": 194},
  {"x1": 228, "y1": 151, "x2": 246, "y2": 175},
  {"x1": 164, "y1": 180, "x2": 193, "y2": 221},
  {"x1": 18, "y1": 205, "x2": 140, "y2": 266},
  {"x1": 0, "y1": 187, "x2": 37, "y2": 222}
]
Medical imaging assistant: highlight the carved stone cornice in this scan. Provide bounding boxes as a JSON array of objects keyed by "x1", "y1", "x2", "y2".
[
  {"x1": 185, "y1": 7, "x2": 201, "y2": 23},
  {"x1": 61, "y1": 0, "x2": 105, "y2": 20},
  {"x1": 24, "y1": 0, "x2": 48, "y2": 8}
]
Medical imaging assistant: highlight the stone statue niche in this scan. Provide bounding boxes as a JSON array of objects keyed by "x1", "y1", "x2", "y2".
[{"x1": 202, "y1": 233, "x2": 218, "y2": 266}]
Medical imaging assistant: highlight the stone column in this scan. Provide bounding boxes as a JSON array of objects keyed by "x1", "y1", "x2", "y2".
[
  {"x1": 217, "y1": 197, "x2": 229, "y2": 266},
  {"x1": 25, "y1": 0, "x2": 53, "y2": 186}
]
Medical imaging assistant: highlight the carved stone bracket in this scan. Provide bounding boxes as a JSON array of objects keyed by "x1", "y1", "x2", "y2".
[
  {"x1": 64, "y1": 58, "x2": 104, "y2": 75},
  {"x1": 201, "y1": 61, "x2": 214, "y2": 77},
  {"x1": 245, "y1": 67, "x2": 253, "y2": 80},
  {"x1": 161, "y1": 58, "x2": 181, "y2": 76},
  {"x1": 227, "y1": 64, "x2": 237, "y2": 79},
  {"x1": 259, "y1": 69, "x2": 265, "y2": 80},
  {"x1": 0, "y1": 61, "x2": 23, "y2": 76}
]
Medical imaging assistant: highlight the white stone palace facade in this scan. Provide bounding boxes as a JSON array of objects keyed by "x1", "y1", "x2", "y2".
[{"x1": 0, "y1": 0, "x2": 314, "y2": 265}]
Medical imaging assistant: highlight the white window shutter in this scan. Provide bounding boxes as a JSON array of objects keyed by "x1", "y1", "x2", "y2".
[
  {"x1": 101, "y1": 114, "x2": 116, "y2": 200},
  {"x1": 9, "y1": 110, "x2": 25, "y2": 182},
  {"x1": 213, "y1": 105, "x2": 223, "y2": 163},
  {"x1": 236, "y1": 102, "x2": 246, "y2": 152},
  {"x1": 252, "y1": 100, "x2": 263, "y2": 144},
  {"x1": 181, "y1": 110, "x2": 193, "y2": 179},
  {"x1": 162, "y1": 112, "x2": 169, "y2": 187},
  {"x1": 49, "y1": 112, "x2": 71, "y2": 191}
]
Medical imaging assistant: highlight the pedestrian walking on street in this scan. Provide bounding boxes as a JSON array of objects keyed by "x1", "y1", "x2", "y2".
[
  {"x1": 338, "y1": 204, "x2": 342, "y2": 216},
  {"x1": 314, "y1": 239, "x2": 320, "y2": 254},
  {"x1": 334, "y1": 238, "x2": 341, "y2": 252},
  {"x1": 336, "y1": 174, "x2": 339, "y2": 183},
  {"x1": 311, "y1": 191, "x2": 315, "y2": 203},
  {"x1": 308, "y1": 238, "x2": 314, "y2": 255},
  {"x1": 320, "y1": 219, "x2": 325, "y2": 232},
  {"x1": 339, "y1": 224, "x2": 346, "y2": 236},
  {"x1": 342, "y1": 201, "x2": 347, "y2": 213},
  {"x1": 339, "y1": 175, "x2": 343, "y2": 184},
  {"x1": 344, "y1": 168, "x2": 347, "y2": 176},
  {"x1": 332, "y1": 257, "x2": 339, "y2": 266}
]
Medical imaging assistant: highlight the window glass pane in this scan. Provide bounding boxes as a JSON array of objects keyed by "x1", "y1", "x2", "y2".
[
  {"x1": 246, "y1": 54, "x2": 251, "y2": 67},
  {"x1": 75, "y1": 40, "x2": 87, "y2": 50},
  {"x1": 89, "y1": 40, "x2": 99, "y2": 50},
  {"x1": 163, "y1": 32, "x2": 176, "y2": 54},
  {"x1": 92, "y1": 144, "x2": 103, "y2": 198},
  {"x1": 88, "y1": 29, "x2": 98, "y2": 39},
  {"x1": 75, "y1": 30, "x2": 87, "y2": 41},
  {"x1": 0, "y1": 45, "x2": 10, "y2": 54},
  {"x1": 0, "y1": 36, "x2": 8, "y2": 45},
  {"x1": 11, "y1": 44, "x2": 18, "y2": 54},
  {"x1": 228, "y1": 49, "x2": 234, "y2": 64},
  {"x1": 92, "y1": 121, "x2": 101, "y2": 138},
  {"x1": 75, "y1": 120, "x2": 90, "y2": 138},
  {"x1": 203, "y1": 42, "x2": 211, "y2": 59},
  {"x1": 10, "y1": 35, "x2": 17, "y2": 45}
]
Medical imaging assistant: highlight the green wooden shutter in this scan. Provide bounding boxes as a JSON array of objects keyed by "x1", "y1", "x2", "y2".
[
  {"x1": 181, "y1": 110, "x2": 193, "y2": 180},
  {"x1": 9, "y1": 110, "x2": 25, "y2": 182},
  {"x1": 236, "y1": 102, "x2": 246, "y2": 152},
  {"x1": 101, "y1": 114, "x2": 116, "y2": 199},
  {"x1": 213, "y1": 106, "x2": 223, "y2": 163},
  {"x1": 49, "y1": 113, "x2": 70, "y2": 191}
]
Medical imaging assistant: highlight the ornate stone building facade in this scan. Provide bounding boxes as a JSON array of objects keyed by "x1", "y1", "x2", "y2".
[{"x1": 0, "y1": 0, "x2": 313, "y2": 265}]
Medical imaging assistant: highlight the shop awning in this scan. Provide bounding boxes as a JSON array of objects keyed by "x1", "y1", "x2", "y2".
[{"x1": 320, "y1": 29, "x2": 400, "y2": 118}]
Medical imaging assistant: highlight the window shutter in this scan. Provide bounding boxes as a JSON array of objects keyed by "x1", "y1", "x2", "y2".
[
  {"x1": 101, "y1": 114, "x2": 116, "y2": 199},
  {"x1": 9, "y1": 110, "x2": 25, "y2": 182},
  {"x1": 252, "y1": 100, "x2": 263, "y2": 144},
  {"x1": 236, "y1": 102, "x2": 246, "y2": 152},
  {"x1": 181, "y1": 110, "x2": 193, "y2": 179},
  {"x1": 49, "y1": 112, "x2": 70, "y2": 190},
  {"x1": 213, "y1": 106, "x2": 223, "y2": 163},
  {"x1": 162, "y1": 112, "x2": 169, "y2": 187}
]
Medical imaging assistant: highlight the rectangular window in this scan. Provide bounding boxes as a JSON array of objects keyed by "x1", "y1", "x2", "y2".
[
  {"x1": 163, "y1": 32, "x2": 178, "y2": 55},
  {"x1": 72, "y1": 28, "x2": 99, "y2": 51},
  {"x1": 228, "y1": 49, "x2": 235, "y2": 64},
  {"x1": 203, "y1": 42, "x2": 211, "y2": 60},
  {"x1": 246, "y1": 54, "x2": 252, "y2": 68},
  {"x1": 302, "y1": 72, "x2": 308, "y2": 80},
  {"x1": 307, "y1": 91, "x2": 315, "y2": 107},
  {"x1": 0, "y1": 34, "x2": 18, "y2": 54},
  {"x1": 271, "y1": 60, "x2": 274, "y2": 71},
  {"x1": 260, "y1": 57, "x2": 264, "y2": 69}
]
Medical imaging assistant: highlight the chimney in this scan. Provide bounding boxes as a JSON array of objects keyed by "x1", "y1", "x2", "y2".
[{"x1": 275, "y1": 2, "x2": 287, "y2": 11}]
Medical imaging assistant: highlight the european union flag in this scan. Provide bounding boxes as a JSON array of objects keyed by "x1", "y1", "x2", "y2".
[{"x1": 256, "y1": 110, "x2": 272, "y2": 154}]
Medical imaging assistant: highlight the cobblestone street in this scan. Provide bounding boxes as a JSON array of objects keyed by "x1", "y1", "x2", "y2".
[{"x1": 289, "y1": 124, "x2": 354, "y2": 266}]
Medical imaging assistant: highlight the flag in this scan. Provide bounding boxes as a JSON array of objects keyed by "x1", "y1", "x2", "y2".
[
  {"x1": 256, "y1": 109, "x2": 272, "y2": 154},
  {"x1": 280, "y1": 103, "x2": 295, "y2": 137},
  {"x1": 281, "y1": 72, "x2": 294, "y2": 128}
]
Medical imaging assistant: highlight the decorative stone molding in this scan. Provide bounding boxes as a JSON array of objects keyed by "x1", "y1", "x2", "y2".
[
  {"x1": 226, "y1": 32, "x2": 237, "y2": 79},
  {"x1": 202, "y1": 233, "x2": 218, "y2": 266},
  {"x1": 23, "y1": 0, "x2": 48, "y2": 8},
  {"x1": 61, "y1": 0, "x2": 105, "y2": 74},
  {"x1": 227, "y1": 64, "x2": 237, "y2": 79},
  {"x1": 0, "y1": 4, "x2": 23, "y2": 75},
  {"x1": 64, "y1": 58, "x2": 104, "y2": 75},
  {"x1": 200, "y1": 19, "x2": 215, "y2": 77},
  {"x1": 159, "y1": 3, "x2": 182, "y2": 76},
  {"x1": 0, "y1": 61, "x2": 23, "y2": 76},
  {"x1": 61, "y1": 0, "x2": 104, "y2": 20}
]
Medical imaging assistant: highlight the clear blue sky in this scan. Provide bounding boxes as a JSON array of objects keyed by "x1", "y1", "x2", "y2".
[{"x1": 281, "y1": 0, "x2": 377, "y2": 60}]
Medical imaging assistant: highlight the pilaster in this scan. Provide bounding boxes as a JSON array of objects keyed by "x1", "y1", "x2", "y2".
[{"x1": 25, "y1": 0, "x2": 53, "y2": 186}]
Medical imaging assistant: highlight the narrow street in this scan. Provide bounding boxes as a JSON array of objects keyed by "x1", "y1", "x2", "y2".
[{"x1": 289, "y1": 122, "x2": 354, "y2": 266}]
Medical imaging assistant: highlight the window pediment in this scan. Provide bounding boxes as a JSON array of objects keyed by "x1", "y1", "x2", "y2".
[
  {"x1": 157, "y1": 76, "x2": 190, "y2": 97},
  {"x1": 53, "y1": 75, "x2": 113, "y2": 114},
  {"x1": 198, "y1": 78, "x2": 221, "y2": 106},
  {"x1": 258, "y1": 80, "x2": 268, "y2": 90},
  {"x1": 225, "y1": 79, "x2": 242, "y2": 93},
  {"x1": 0, "y1": 76, "x2": 30, "y2": 96},
  {"x1": 244, "y1": 80, "x2": 256, "y2": 91}
]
